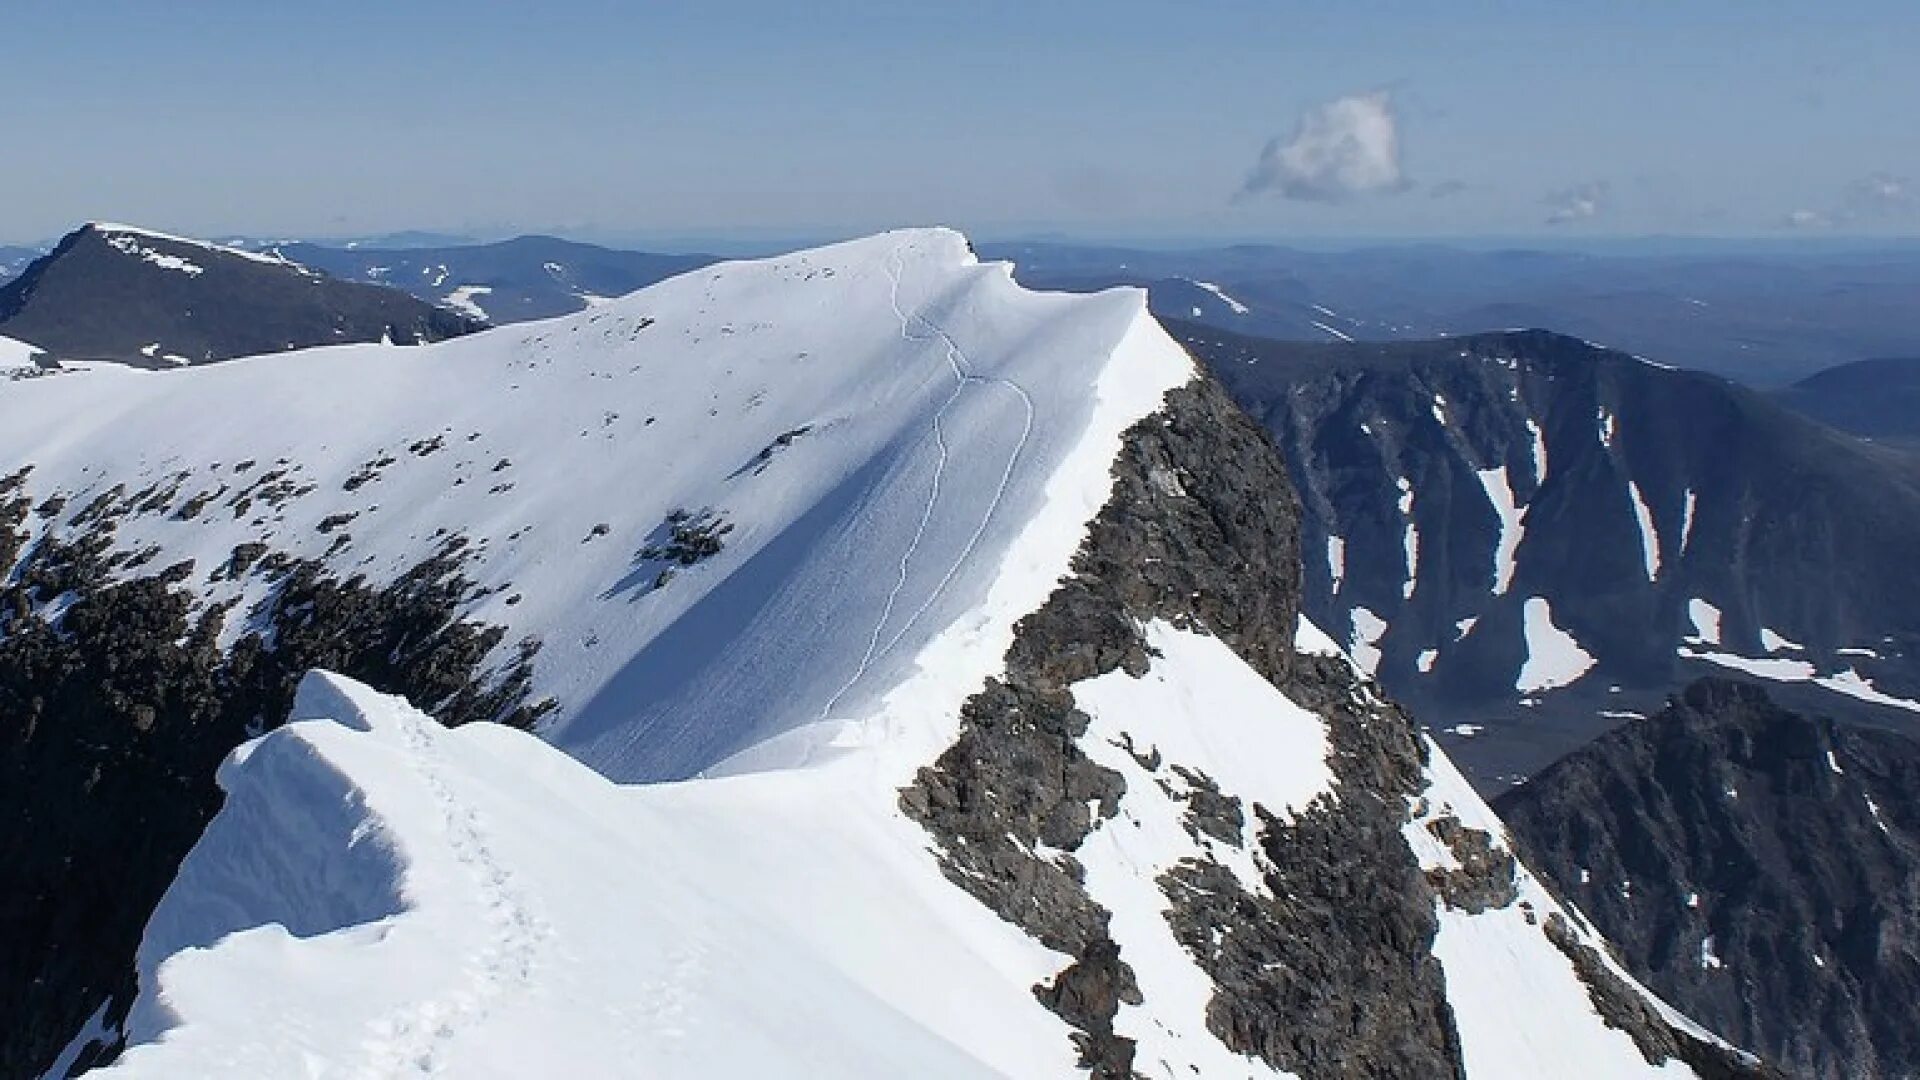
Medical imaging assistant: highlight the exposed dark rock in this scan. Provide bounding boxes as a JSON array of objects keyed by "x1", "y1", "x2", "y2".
[
  {"x1": 1177, "y1": 650, "x2": 1463, "y2": 1080},
  {"x1": 1168, "y1": 322, "x2": 1920, "y2": 790},
  {"x1": 904, "y1": 375, "x2": 1476, "y2": 1077},
  {"x1": 1497, "y1": 678, "x2": 1920, "y2": 1080},
  {"x1": 1541, "y1": 913, "x2": 1787, "y2": 1080},
  {"x1": 1, "y1": 495, "x2": 547, "y2": 1078},
  {"x1": 1423, "y1": 816, "x2": 1519, "y2": 914}
]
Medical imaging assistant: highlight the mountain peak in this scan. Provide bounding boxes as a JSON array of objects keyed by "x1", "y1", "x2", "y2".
[{"x1": 0, "y1": 221, "x2": 482, "y2": 366}]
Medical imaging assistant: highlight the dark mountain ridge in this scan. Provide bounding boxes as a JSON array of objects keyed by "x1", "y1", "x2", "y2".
[
  {"x1": 1169, "y1": 321, "x2": 1920, "y2": 787},
  {"x1": 1495, "y1": 678, "x2": 1920, "y2": 1080},
  {"x1": 0, "y1": 224, "x2": 480, "y2": 366},
  {"x1": 1771, "y1": 356, "x2": 1920, "y2": 449}
]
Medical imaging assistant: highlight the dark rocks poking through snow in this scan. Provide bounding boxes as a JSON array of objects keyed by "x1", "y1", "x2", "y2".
[
  {"x1": 903, "y1": 375, "x2": 1468, "y2": 1078},
  {"x1": 1540, "y1": 914, "x2": 1789, "y2": 1080},
  {"x1": 1498, "y1": 678, "x2": 1920, "y2": 1080},
  {"x1": 0, "y1": 467, "x2": 548, "y2": 1079},
  {"x1": 608, "y1": 508, "x2": 736, "y2": 595}
]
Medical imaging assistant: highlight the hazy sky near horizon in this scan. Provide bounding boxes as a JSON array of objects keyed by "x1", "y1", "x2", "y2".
[{"x1": 4, "y1": 1, "x2": 1917, "y2": 245}]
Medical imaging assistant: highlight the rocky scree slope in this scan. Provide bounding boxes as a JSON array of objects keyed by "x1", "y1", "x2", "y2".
[
  {"x1": 1170, "y1": 322, "x2": 1920, "y2": 789},
  {"x1": 0, "y1": 223, "x2": 479, "y2": 367},
  {"x1": 1496, "y1": 677, "x2": 1920, "y2": 1080}
]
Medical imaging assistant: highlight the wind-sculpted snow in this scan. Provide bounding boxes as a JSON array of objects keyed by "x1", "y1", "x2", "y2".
[
  {"x1": 0, "y1": 228, "x2": 1165, "y2": 784},
  {"x1": 104, "y1": 673, "x2": 1084, "y2": 1078}
]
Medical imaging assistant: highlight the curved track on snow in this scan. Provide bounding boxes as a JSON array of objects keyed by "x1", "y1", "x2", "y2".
[{"x1": 819, "y1": 241, "x2": 1037, "y2": 720}]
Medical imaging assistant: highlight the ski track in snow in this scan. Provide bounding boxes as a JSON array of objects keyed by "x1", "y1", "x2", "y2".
[
  {"x1": 360, "y1": 713, "x2": 551, "y2": 1076},
  {"x1": 820, "y1": 241, "x2": 1036, "y2": 719}
]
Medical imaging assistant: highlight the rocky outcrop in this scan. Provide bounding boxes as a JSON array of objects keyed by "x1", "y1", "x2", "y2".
[
  {"x1": 1539, "y1": 914, "x2": 1788, "y2": 1080},
  {"x1": 1497, "y1": 678, "x2": 1920, "y2": 1080},
  {"x1": 1178, "y1": 650, "x2": 1464, "y2": 1078},
  {"x1": 905, "y1": 369, "x2": 1787, "y2": 1078},
  {"x1": 902, "y1": 374, "x2": 1310, "y2": 1075},
  {"x1": 904, "y1": 375, "x2": 1472, "y2": 1077},
  {"x1": 0, "y1": 465, "x2": 545, "y2": 1078}
]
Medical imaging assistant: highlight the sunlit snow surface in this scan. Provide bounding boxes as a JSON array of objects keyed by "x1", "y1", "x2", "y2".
[
  {"x1": 0, "y1": 228, "x2": 1181, "y2": 783},
  {"x1": 1517, "y1": 597, "x2": 1595, "y2": 692},
  {"x1": 105, "y1": 675, "x2": 1085, "y2": 1078},
  {"x1": 1406, "y1": 746, "x2": 1704, "y2": 1077}
]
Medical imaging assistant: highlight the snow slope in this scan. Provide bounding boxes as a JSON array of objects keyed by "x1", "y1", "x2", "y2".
[
  {"x1": 102, "y1": 630, "x2": 1736, "y2": 1077},
  {"x1": 35, "y1": 228, "x2": 1749, "y2": 1077},
  {"x1": 107, "y1": 674, "x2": 1082, "y2": 1078},
  {"x1": 0, "y1": 228, "x2": 1178, "y2": 782}
]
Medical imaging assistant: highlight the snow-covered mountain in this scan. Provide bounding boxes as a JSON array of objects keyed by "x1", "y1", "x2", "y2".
[
  {"x1": 1497, "y1": 679, "x2": 1920, "y2": 1080},
  {"x1": 0, "y1": 224, "x2": 479, "y2": 367},
  {"x1": 1171, "y1": 322, "x2": 1920, "y2": 789},
  {"x1": 271, "y1": 235, "x2": 717, "y2": 324},
  {"x1": 5, "y1": 229, "x2": 1771, "y2": 1077}
]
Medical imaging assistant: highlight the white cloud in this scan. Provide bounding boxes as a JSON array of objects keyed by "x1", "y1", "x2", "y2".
[
  {"x1": 1545, "y1": 181, "x2": 1609, "y2": 225},
  {"x1": 1847, "y1": 172, "x2": 1913, "y2": 213},
  {"x1": 1780, "y1": 173, "x2": 1913, "y2": 230},
  {"x1": 1238, "y1": 91, "x2": 1409, "y2": 202}
]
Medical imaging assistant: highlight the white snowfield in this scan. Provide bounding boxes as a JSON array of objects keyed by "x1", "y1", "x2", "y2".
[
  {"x1": 102, "y1": 639, "x2": 1731, "y2": 1078},
  {"x1": 54, "y1": 228, "x2": 1733, "y2": 1077},
  {"x1": 108, "y1": 673, "x2": 1084, "y2": 1078},
  {"x1": 0, "y1": 227, "x2": 1176, "y2": 782},
  {"x1": 1, "y1": 334, "x2": 43, "y2": 375}
]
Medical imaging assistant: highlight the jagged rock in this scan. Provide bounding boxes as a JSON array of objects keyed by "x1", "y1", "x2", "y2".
[{"x1": 1498, "y1": 678, "x2": 1920, "y2": 1080}]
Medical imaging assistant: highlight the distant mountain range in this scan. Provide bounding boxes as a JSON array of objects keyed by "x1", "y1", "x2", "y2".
[
  {"x1": 268, "y1": 235, "x2": 716, "y2": 324},
  {"x1": 0, "y1": 245, "x2": 38, "y2": 281},
  {"x1": 0, "y1": 224, "x2": 478, "y2": 366},
  {"x1": 1171, "y1": 322, "x2": 1920, "y2": 788},
  {"x1": 1771, "y1": 356, "x2": 1920, "y2": 449},
  {"x1": 993, "y1": 241, "x2": 1920, "y2": 386},
  {"x1": 1497, "y1": 678, "x2": 1920, "y2": 1080}
]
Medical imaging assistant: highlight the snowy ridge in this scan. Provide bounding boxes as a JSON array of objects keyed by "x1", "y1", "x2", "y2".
[
  {"x1": 105, "y1": 674, "x2": 1084, "y2": 1078},
  {"x1": 0, "y1": 228, "x2": 1179, "y2": 783},
  {"x1": 86, "y1": 222, "x2": 308, "y2": 271},
  {"x1": 102, "y1": 625, "x2": 1739, "y2": 1077}
]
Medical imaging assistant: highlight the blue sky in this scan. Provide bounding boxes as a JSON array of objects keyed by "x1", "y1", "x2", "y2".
[{"x1": 4, "y1": 1, "x2": 1917, "y2": 244}]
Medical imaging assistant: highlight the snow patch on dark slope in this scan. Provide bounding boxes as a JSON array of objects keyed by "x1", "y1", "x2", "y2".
[
  {"x1": 0, "y1": 223, "x2": 479, "y2": 366},
  {"x1": 1497, "y1": 678, "x2": 1920, "y2": 1080},
  {"x1": 274, "y1": 234, "x2": 717, "y2": 324},
  {"x1": 11, "y1": 231, "x2": 1773, "y2": 1076},
  {"x1": 1172, "y1": 321, "x2": 1920, "y2": 789}
]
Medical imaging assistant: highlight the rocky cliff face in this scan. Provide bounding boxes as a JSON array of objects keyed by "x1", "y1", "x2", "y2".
[
  {"x1": 1496, "y1": 679, "x2": 1920, "y2": 1080},
  {"x1": 1170, "y1": 323, "x2": 1920, "y2": 789},
  {"x1": 905, "y1": 374, "x2": 1773, "y2": 1078},
  {"x1": 0, "y1": 224, "x2": 479, "y2": 366}
]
